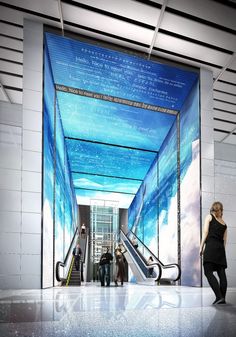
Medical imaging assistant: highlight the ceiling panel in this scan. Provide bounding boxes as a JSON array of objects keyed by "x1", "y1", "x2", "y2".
[
  {"x1": 0, "y1": 35, "x2": 23, "y2": 51},
  {"x1": 0, "y1": 74, "x2": 23, "y2": 89},
  {"x1": 214, "y1": 82, "x2": 236, "y2": 95},
  {"x1": 62, "y1": 23, "x2": 149, "y2": 54},
  {"x1": 214, "y1": 120, "x2": 235, "y2": 132},
  {"x1": 0, "y1": 0, "x2": 58, "y2": 18},
  {"x1": 219, "y1": 71, "x2": 236, "y2": 84},
  {"x1": 167, "y1": 0, "x2": 236, "y2": 30},
  {"x1": 214, "y1": 130, "x2": 227, "y2": 142},
  {"x1": 155, "y1": 33, "x2": 230, "y2": 66},
  {"x1": 62, "y1": 3, "x2": 153, "y2": 45},
  {"x1": 0, "y1": 22, "x2": 23, "y2": 39},
  {"x1": 0, "y1": 90, "x2": 9, "y2": 103},
  {"x1": 213, "y1": 91, "x2": 236, "y2": 105},
  {"x1": 229, "y1": 57, "x2": 236, "y2": 71},
  {"x1": 214, "y1": 110, "x2": 236, "y2": 123},
  {"x1": 223, "y1": 134, "x2": 236, "y2": 145},
  {"x1": 0, "y1": 60, "x2": 22, "y2": 76},
  {"x1": 5, "y1": 89, "x2": 22, "y2": 104},
  {"x1": 0, "y1": 6, "x2": 24, "y2": 25},
  {"x1": 0, "y1": 48, "x2": 23, "y2": 64},
  {"x1": 161, "y1": 12, "x2": 236, "y2": 52},
  {"x1": 69, "y1": 0, "x2": 160, "y2": 26},
  {"x1": 214, "y1": 100, "x2": 236, "y2": 113}
]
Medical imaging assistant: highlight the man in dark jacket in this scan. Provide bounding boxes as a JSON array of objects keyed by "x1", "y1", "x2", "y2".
[
  {"x1": 99, "y1": 247, "x2": 113, "y2": 286},
  {"x1": 73, "y1": 243, "x2": 82, "y2": 271}
]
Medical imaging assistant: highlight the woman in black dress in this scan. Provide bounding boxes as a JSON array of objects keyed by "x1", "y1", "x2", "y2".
[{"x1": 199, "y1": 201, "x2": 228, "y2": 304}]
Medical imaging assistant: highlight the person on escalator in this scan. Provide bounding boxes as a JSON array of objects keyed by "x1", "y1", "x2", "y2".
[
  {"x1": 114, "y1": 244, "x2": 126, "y2": 286},
  {"x1": 81, "y1": 223, "x2": 86, "y2": 238},
  {"x1": 132, "y1": 237, "x2": 138, "y2": 249},
  {"x1": 73, "y1": 243, "x2": 82, "y2": 271},
  {"x1": 99, "y1": 247, "x2": 113, "y2": 287},
  {"x1": 147, "y1": 256, "x2": 154, "y2": 277}
]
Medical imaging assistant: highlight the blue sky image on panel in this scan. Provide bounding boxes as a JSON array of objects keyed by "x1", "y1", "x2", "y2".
[
  {"x1": 75, "y1": 189, "x2": 134, "y2": 209},
  {"x1": 66, "y1": 138, "x2": 157, "y2": 180},
  {"x1": 45, "y1": 33, "x2": 198, "y2": 111},
  {"x1": 72, "y1": 173, "x2": 141, "y2": 195},
  {"x1": 128, "y1": 156, "x2": 158, "y2": 253},
  {"x1": 57, "y1": 91, "x2": 175, "y2": 151}
]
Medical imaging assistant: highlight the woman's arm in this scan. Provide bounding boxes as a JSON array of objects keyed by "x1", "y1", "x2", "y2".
[
  {"x1": 223, "y1": 228, "x2": 227, "y2": 247},
  {"x1": 199, "y1": 214, "x2": 211, "y2": 256}
]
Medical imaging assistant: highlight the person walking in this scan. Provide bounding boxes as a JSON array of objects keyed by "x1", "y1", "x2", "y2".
[
  {"x1": 114, "y1": 244, "x2": 126, "y2": 286},
  {"x1": 199, "y1": 201, "x2": 228, "y2": 304},
  {"x1": 99, "y1": 247, "x2": 113, "y2": 287}
]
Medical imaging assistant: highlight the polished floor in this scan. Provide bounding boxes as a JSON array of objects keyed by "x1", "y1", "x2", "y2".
[{"x1": 0, "y1": 283, "x2": 236, "y2": 337}]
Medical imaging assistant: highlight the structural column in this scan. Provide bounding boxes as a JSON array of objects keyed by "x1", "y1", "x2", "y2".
[{"x1": 21, "y1": 20, "x2": 43, "y2": 288}]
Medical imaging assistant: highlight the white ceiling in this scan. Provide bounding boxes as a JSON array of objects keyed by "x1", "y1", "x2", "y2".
[{"x1": 0, "y1": 0, "x2": 235, "y2": 144}]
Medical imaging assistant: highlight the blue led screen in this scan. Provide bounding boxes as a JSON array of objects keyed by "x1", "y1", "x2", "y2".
[
  {"x1": 75, "y1": 189, "x2": 134, "y2": 209},
  {"x1": 43, "y1": 47, "x2": 78, "y2": 287},
  {"x1": 57, "y1": 91, "x2": 176, "y2": 151},
  {"x1": 42, "y1": 45, "x2": 55, "y2": 288},
  {"x1": 45, "y1": 33, "x2": 198, "y2": 111},
  {"x1": 180, "y1": 81, "x2": 200, "y2": 287},
  {"x1": 158, "y1": 120, "x2": 178, "y2": 266},
  {"x1": 128, "y1": 156, "x2": 158, "y2": 253},
  {"x1": 66, "y1": 138, "x2": 157, "y2": 180},
  {"x1": 72, "y1": 173, "x2": 141, "y2": 194}
]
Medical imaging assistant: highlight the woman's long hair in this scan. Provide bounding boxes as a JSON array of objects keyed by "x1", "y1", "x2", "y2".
[{"x1": 210, "y1": 201, "x2": 223, "y2": 217}]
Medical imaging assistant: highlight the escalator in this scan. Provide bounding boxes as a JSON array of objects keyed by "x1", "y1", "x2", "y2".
[
  {"x1": 67, "y1": 234, "x2": 88, "y2": 286},
  {"x1": 56, "y1": 227, "x2": 89, "y2": 286},
  {"x1": 120, "y1": 230, "x2": 181, "y2": 285}
]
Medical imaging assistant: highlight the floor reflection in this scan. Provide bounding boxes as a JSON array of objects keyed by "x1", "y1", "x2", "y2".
[{"x1": 0, "y1": 284, "x2": 236, "y2": 337}]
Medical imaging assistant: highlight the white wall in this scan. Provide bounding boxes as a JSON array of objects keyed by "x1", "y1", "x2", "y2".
[
  {"x1": 214, "y1": 142, "x2": 236, "y2": 287},
  {"x1": 0, "y1": 20, "x2": 43, "y2": 289}
]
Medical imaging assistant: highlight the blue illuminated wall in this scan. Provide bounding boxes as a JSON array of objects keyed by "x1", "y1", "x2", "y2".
[
  {"x1": 128, "y1": 157, "x2": 158, "y2": 253},
  {"x1": 158, "y1": 120, "x2": 178, "y2": 265},
  {"x1": 128, "y1": 84, "x2": 200, "y2": 286},
  {"x1": 180, "y1": 81, "x2": 200, "y2": 286},
  {"x1": 42, "y1": 45, "x2": 55, "y2": 288},
  {"x1": 43, "y1": 47, "x2": 78, "y2": 288}
]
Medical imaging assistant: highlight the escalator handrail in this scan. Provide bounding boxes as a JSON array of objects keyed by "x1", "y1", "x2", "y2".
[
  {"x1": 82, "y1": 234, "x2": 88, "y2": 264},
  {"x1": 127, "y1": 229, "x2": 181, "y2": 281},
  {"x1": 120, "y1": 231, "x2": 162, "y2": 282},
  {"x1": 56, "y1": 226, "x2": 79, "y2": 282}
]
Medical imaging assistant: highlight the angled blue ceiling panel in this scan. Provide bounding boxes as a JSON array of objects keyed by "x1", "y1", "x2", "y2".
[
  {"x1": 72, "y1": 172, "x2": 141, "y2": 194},
  {"x1": 57, "y1": 91, "x2": 175, "y2": 151},
  {"x1": 45, "y1": 33, "x2": 198, "y2": 111},
  {"x1": 66, "y1": 138, "x2": 157, "y2": 180}
]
